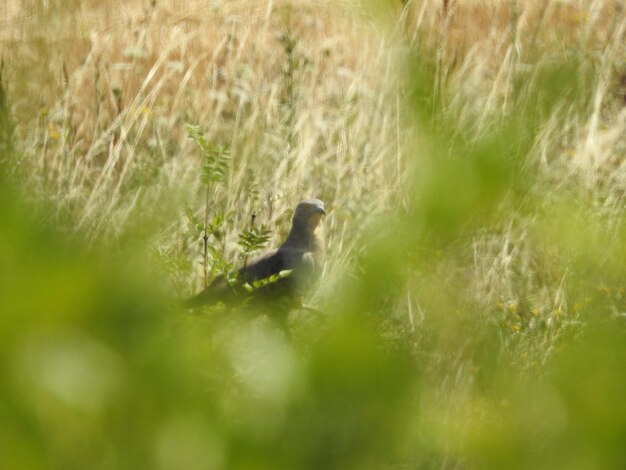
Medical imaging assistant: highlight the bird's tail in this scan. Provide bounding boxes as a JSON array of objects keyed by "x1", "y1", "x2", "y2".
[{"x1": 181, "y1": 275, "x2": 238, "y2": 309}]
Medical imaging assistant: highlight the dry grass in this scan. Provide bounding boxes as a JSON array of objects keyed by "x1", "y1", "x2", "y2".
[
  {"x1": 2, "y1": 1, "x2": 404, "y2": 298},
  {"x1": 2, "y1": 0, "x2": 624, "y2": 364}
]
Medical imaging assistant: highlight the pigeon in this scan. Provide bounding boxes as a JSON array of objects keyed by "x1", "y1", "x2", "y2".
[{"x1": 183, "y1": 199, "x2": 326, "y2": 309}]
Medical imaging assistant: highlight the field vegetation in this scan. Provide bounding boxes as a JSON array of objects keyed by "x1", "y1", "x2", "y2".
[{"x1": 1, "y1": 0, "x2": 625, "y2": 468}]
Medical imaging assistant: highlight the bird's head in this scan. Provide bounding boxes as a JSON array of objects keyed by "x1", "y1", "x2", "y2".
[{"x1": 293, "y1": 199, "x2": 326, "y2": 230}]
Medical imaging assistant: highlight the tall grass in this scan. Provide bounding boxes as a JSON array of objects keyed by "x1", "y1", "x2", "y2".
[{"x1": 0, "y1": 0, "x2": 625, "y2": 468}]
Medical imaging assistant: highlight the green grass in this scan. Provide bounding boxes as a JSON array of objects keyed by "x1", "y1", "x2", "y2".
[{"x1": 0, "y1": 0, "x2": 625, "y2": 468}]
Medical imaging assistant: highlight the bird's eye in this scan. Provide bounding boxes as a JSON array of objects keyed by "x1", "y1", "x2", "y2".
[{"x1": 304, "y1": 204, "x2": 311, "y2": 210}]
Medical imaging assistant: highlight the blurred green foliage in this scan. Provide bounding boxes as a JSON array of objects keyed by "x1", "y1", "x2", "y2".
[{"x1": 1, "y1": 3, "x2": 625, "y2": 470}]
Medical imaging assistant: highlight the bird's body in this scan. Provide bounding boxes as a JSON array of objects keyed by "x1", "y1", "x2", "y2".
[{"x1": 184, "y1": 199, "x2": 326, "y2": 309}]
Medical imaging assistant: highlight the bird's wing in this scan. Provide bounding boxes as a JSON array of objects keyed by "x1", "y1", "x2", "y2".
[
  {"x1": 239, "y1": 249, "x2": 283, "y2": 282},
  {"x1": 182, "y1": 249, "x2": 283, "y2": 308},
  {"x1": 246, "y1": 250, "x2": 321, "y2": 310}
]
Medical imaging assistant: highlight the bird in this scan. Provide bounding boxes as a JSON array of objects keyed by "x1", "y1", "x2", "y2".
[{"x1": 183, "y1": 199, "x2": 326, "y2": 310}]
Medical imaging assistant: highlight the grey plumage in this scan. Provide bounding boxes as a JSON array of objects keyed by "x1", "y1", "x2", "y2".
[{"x1": 184, "y1": 199, "x2": 326, "y2": 309}]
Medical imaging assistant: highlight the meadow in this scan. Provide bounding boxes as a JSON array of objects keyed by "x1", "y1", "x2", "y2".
[{"x1": 0, "y1": 0, "x2": 625, "y2": 468}]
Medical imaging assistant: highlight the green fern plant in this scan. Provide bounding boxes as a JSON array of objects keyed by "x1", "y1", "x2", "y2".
[
  {"x1": 238, "y1": 218, "x2": 272, "y2": 271},
  {"x1": 185, "y1": 124, "x2": 230, "y2": 185},
  {"x1": 185, "y1": 124, "x2": 230, "y2": 286}
]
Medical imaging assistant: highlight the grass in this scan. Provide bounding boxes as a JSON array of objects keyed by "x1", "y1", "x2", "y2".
[{"x1": 1, "y1": 0, "x2": 625, "y2": 468}]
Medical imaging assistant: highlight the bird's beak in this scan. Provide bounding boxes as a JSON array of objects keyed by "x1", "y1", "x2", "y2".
[{"x1": 316, "y1": 207, "x2": 326, "y2": 216}]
